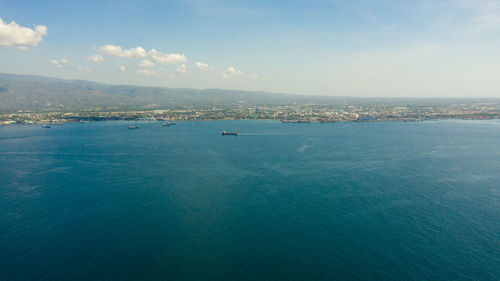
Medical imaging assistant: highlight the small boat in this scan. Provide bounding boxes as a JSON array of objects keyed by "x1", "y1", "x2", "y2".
[
  {"x1": 162, "y1": 122, "x2": 176, "y2": 126},
  {"x1": 221, "y1": 130, "x2": 238, "y2": 135},
  {"x1": 42, "y1": 124, "x2": 51, "y2": 128},
  {"x1": 129, "y1": 125, "x2": 139, "y2": 129}
]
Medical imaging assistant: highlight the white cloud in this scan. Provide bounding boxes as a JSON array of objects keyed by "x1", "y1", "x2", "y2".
[
  {"x1": 221, "y1": 66, "x2": 243, "y2": 78},
  {"x1": 95, "y1": 44, "x2": 187, "y2": 66},
  {"x1": 51, "y1": 58, "x2": 68, "y2": 68},
  {"x1": 0, "y1": 18, "x2": 47, "y2": 50},
  {"x1": 195, "y1": 61, "x2": 212, "y2": 70},
  {"x1": 119, "y1": 66, "x2": 126, "y2": 72},
  {"x1": 176, "y1": 64, "x2": 188, "y2": 74},
  {"x1": 86, "y1": 54, "x2": 104, "y2": 62},
  {"x1": 51, "y1": 59, "x2": 61, "y2": 68},
  {"x1": 149, "y1": 49, "x2": 187, "y2": 64},
  {"x1": 77, "y1": 66, "x2": 91, "y2": 72},
  {"x1": 138, "y1": 59, "x2": 155, "y2": 68},
  {"x1": 99, "y1": 44, "x2": 147, "y2": 58},
  {"x1": 137, "y1": 69, "x2": 157, "y2": 76}
]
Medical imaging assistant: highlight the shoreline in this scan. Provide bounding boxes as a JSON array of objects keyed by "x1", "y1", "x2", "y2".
[{"x1": 1, "y1": 117, "x2": 499, "y2": 126}]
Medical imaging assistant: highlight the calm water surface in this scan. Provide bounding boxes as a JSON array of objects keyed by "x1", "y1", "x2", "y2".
[{"x1": 1, "y1": 120, "x2": 499, "y2": 280}]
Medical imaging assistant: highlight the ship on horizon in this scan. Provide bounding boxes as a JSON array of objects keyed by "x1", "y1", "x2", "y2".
[{"x1": 221, "y1": 130, "x2": 238, "y2": 135}]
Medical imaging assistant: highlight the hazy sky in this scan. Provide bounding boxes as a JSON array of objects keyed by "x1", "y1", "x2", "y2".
[{"x1": 1, "y1": 0, "x2": 500, "y2": 97}]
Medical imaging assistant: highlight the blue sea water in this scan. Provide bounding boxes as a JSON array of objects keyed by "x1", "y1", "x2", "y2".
[{"x1": 0, "y1": 120, "x2": 499, "y2": 281}]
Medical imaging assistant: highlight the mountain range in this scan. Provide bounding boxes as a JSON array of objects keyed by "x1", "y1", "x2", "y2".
[
  {"x1": 0, "y1": 73, "x2": 330, "y2": 113},
  {"x1": 1, "y1": 73, "x2": 497, "y2": 113}
]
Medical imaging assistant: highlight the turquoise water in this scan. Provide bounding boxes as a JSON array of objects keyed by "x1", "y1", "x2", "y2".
[{"x1": 1, "y1": 120, "x2": 499, "y2": 280}]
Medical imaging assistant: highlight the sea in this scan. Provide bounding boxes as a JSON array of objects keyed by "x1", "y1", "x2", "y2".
[{"x1": 1, "y1": 120, "x2": 499, "y2": 281}]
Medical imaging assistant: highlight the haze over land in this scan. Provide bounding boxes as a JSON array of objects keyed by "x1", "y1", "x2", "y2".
[
  {"x1": 0, "y1": 72, "x2": 337, "y2": 112},
  {"x1": 2, "y1": 72, "x2": 499, "y2": 114}
]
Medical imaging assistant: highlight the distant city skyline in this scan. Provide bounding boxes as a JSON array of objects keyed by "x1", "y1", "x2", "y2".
[{"x1": 1, "y1": 0, "x2": 500, "y2": 97}]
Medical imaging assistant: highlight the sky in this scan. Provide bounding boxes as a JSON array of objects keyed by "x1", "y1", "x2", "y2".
[{"x1": 1, "y1": 0, "x2": 500, "y2": 97}]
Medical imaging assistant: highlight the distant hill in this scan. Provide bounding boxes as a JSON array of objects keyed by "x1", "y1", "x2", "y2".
[
  {"x1": 0, "y1": 73, "x2": 326, "y2": 113},
  {"x1": 0, "y1": 73, "x2": 498, "y2": 113}
]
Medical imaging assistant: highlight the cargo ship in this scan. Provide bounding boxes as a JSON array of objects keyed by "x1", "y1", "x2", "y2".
[{"x1": 221, "y1": 130, "x2": 238, "y2": 135}]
